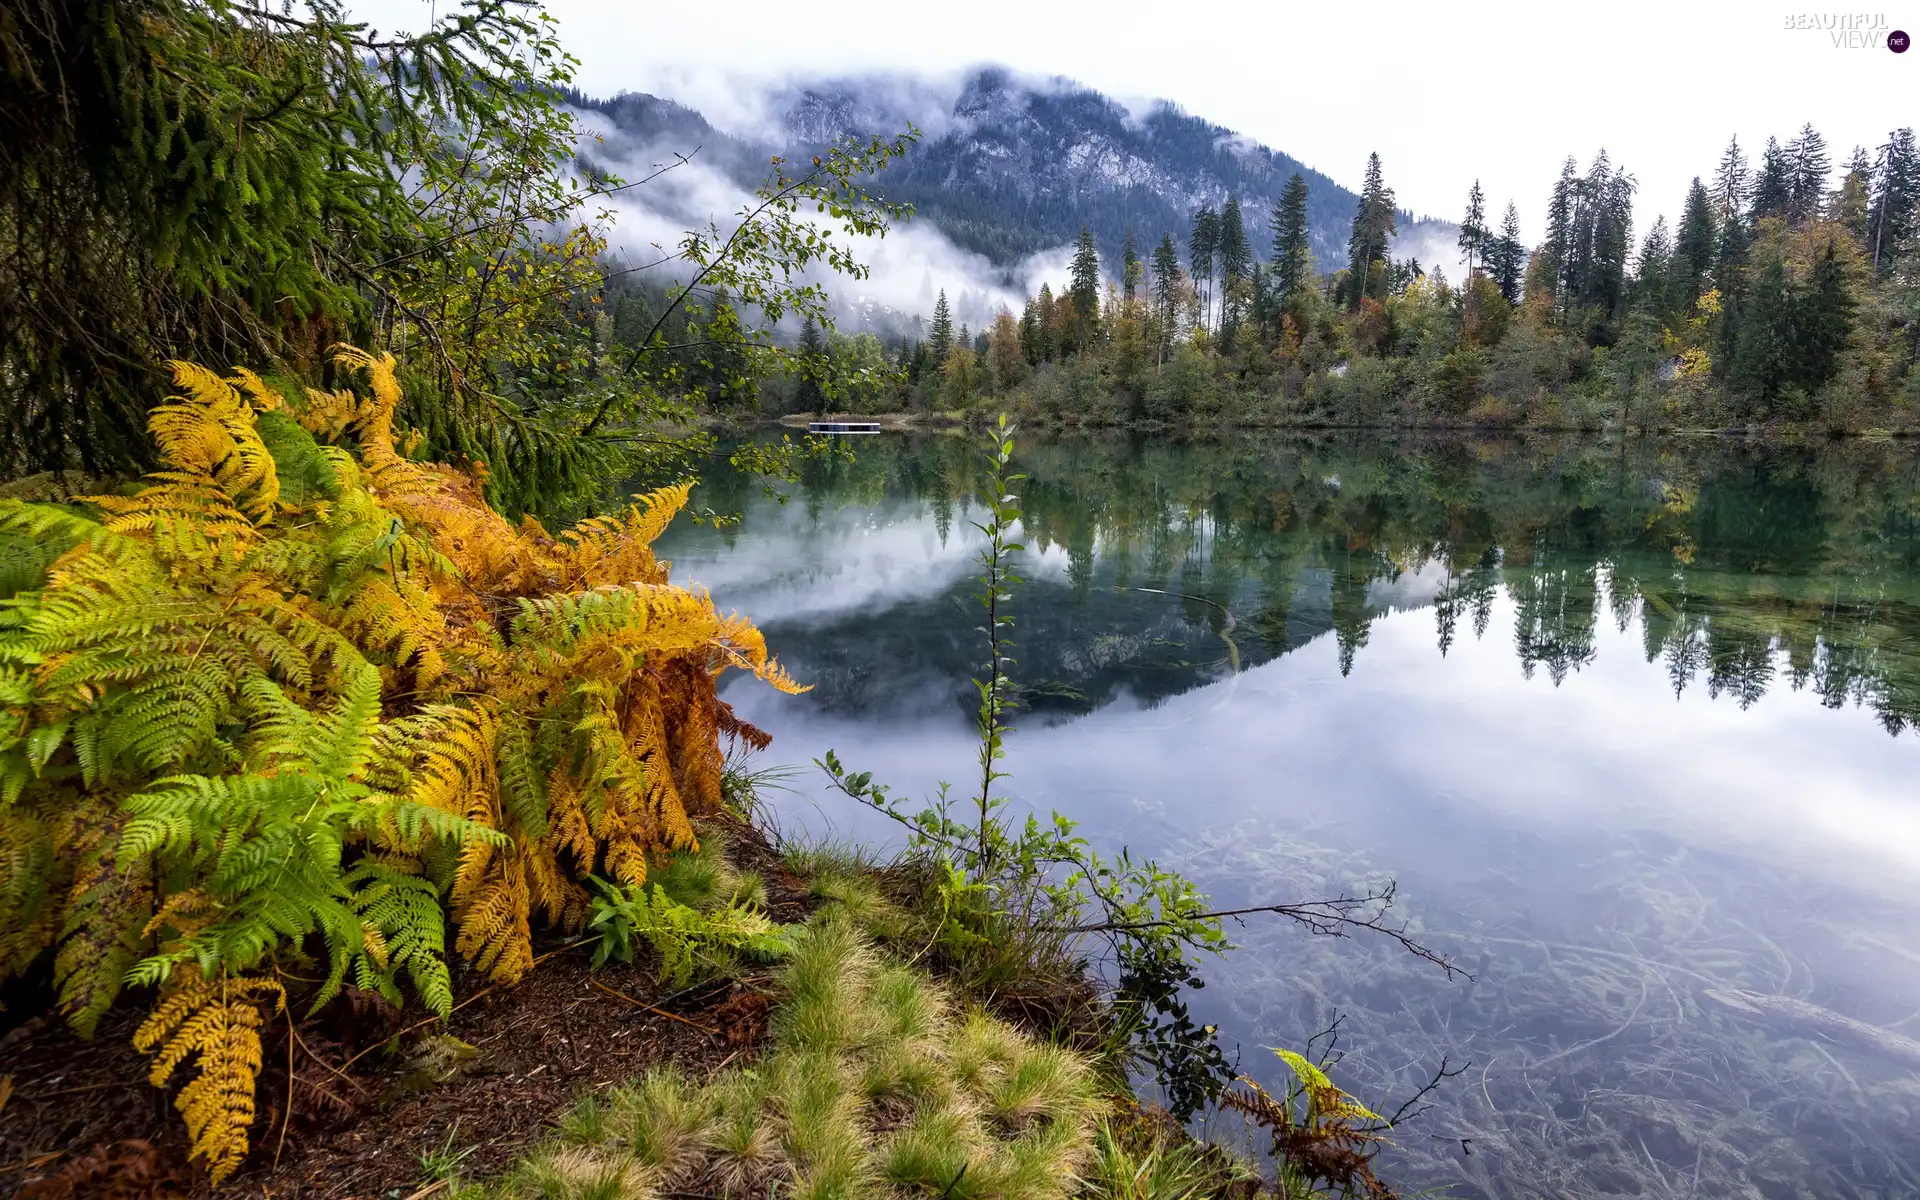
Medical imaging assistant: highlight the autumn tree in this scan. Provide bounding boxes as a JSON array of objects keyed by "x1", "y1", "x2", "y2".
[{"x1": 988, "y1": 307, "x2": 1025, "y2": 391}]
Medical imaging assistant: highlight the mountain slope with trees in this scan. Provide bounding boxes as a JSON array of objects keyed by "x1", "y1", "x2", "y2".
[{"x1": 569, "y1": 68, "x2": 1456, "y2": 277}]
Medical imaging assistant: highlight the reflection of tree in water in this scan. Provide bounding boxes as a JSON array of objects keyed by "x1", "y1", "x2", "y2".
[
  {"x1": 1511, "y1": 565, "x2": 1601, "y2": 685},
  {"x1": 669, "y1": 434, "x2": 1920, "y2": 1196},
  {"x1": 671, "y1": 432, "x2": 1920, "y2": 734}
]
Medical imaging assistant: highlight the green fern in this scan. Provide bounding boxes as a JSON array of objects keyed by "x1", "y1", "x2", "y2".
[{"x1": 585, "y1": 878, "x2": 797, "y2": 985}]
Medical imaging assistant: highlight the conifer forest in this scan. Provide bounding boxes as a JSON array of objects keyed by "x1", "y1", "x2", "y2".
[{"x1": 0, "y1": 3, "x2": 1916, "y2": 1200}]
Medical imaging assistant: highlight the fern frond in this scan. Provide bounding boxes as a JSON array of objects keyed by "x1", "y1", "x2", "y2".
[
  {"x1": 133, "y1": 969, "x2": 286, "y2": 1184},
  {"x1": 454, "y1": 856, "x2": 533, "y2": 982},
  {"x1": 1, "y1": 348, "x2": 805, "y2": 1182},
  {"x1": 149, "y1": 362, "x2": 281, "y2": 522}
]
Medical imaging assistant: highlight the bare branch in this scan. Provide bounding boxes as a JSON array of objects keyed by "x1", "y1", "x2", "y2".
[
  {"x1": 1377, "y1": 1055, "x2": 1469, "y2": 1131},
  {"x1": 1050, "y1": 883, "x2": 1469, "y2": 980}
]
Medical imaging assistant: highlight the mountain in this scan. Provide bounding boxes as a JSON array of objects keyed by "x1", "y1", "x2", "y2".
[{"x1": 567, "y1": 68, "x2": 1457, "y2": 303}]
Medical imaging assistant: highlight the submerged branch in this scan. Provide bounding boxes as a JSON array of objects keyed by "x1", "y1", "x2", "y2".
[{"x1": 1051, "y1": 884, "x2": 1468, "y2": 980}]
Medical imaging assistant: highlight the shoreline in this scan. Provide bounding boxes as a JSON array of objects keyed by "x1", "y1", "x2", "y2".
[{"x1": 753, "y1": 411, "x2": 1920, "y2": 441}]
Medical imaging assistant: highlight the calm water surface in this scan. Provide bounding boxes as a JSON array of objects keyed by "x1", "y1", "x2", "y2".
[{"x1": 658, "y1": 433, "x2": 1920, "y2": 1199}]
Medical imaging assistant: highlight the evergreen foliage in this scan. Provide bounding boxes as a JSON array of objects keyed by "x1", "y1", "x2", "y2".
[
  {"x1": 1751, "y1": 137, "x2": 1792, "y2": 222},
  {"x1": 0, "y1": 0, "x2": 570, "y2": 480},
  {"x1": 1070, "y1": 230, "x2": 1103, "y2": 350},
  {"x1": 1486, "y1": 203, "x2": 1528, "y2": 305},
  {"x1": 1342, "y1": 154, "x2": 1398, "y2": 310},
  {"x1": 1270, "y1": 175, "x2": 1314, "y2": 310},
  {"x1": 1458, "y1": 181, "x2": 1488, "y2": 277},
  {"x1": 1868, "y1": 128, "x2": 1920, "y2": 273}
]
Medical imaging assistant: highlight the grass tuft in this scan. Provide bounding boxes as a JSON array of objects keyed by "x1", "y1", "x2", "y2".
[
  {"x1": 611, "y1": 1070, "x2": 712, "y2": 1185},
  {"x1": 505, "y1": 1148, "x2": 653, "y2": 1200},
  {"x1": 701, "y1": 1070, "x2": 784, "y2": 1195},
  {"x1": 773, "y1": 917, "x2": 876, "y2": 1056}
]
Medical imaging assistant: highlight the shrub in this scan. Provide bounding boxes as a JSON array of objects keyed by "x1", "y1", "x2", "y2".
[{"x1": 0, "y1": 348, "x2": 802, "y2": 1181}]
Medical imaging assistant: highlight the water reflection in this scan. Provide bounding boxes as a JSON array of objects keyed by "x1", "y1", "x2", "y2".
[{"x1": 659, "y1": 433, "x2": 1920, "y2": 1199}]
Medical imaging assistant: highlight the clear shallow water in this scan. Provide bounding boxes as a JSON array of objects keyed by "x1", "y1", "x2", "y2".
[{"x1": 658, "y1": 433, "x2": 1920, "y2": 1199}]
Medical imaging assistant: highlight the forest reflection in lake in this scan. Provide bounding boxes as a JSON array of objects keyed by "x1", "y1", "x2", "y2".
[{"x1": 657, "y1": 432, "x2": 1920, "y2": 1199}]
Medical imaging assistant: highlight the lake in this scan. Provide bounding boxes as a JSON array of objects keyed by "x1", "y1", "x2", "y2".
[{"x1": 656, "y1": 431, "x2": 1920, "y2": 1199}]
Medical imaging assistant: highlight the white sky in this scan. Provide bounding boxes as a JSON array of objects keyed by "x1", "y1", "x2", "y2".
[{"x1": 355, "y1": 0, "x2": 1914, "y2": 246}]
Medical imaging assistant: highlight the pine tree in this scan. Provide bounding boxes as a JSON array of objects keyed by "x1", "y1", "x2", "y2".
[
  {"x1": 1785, "y1": 123, "x2": 1831, "y2": 227},
  {"x1": 1750, "y1": 137, "x2": 1791, "y2": 222},
  {"x1": 1560, "y1": 150, "x2": 1634, "y2": 334},
  {"x1": 1486, "y1": 202, "x2": 1526, "y2": 304},
  {"x1": 1798, "y1": 240, "x2": 1857, "y2": 393},
  {"x1": 1729, "y1": 240, "x2": 1855, "y2": 411},
  {"x1": 1019, "y1": 296, "x2": 1042, "y2": 364},
  {"x1": 1217, "y1": 196, "x2": 1250, "y2": 336},
  {"x1": 1712, "y1": 136, "x2": 1750, "y2": 222},
  {"x1": 1122, "y1": 229, "x2": 1142, "y2": 304},
  {"x1": 1731, "y1": 253, "x2": 1794, "y2": 404},
  {"x1": 1632, "y1": 217, "x2": 1672, "y2": 313},
  {"x1": 1218, "y1": 196, "x2": 1251, "y2": 285},
  {"x1": 1538, "y1": 157, "x2": 1579, "y2": 314},
  {"x1": 1868, "y1": 127, "x2": 1919, "y2": 273},
  {"x1": 1344, "y1": 153, "x2": 1397, "y2": 309},
  {"x1": 1150, "y1": 234, "x2": 1182, "y2": 364},
  {"x1": 796, "y1": 316, "x2": 827, "y2": 413},
  {"x1": 929, "y1": 290, "x2": 954, "y2": 363},
  {"x1": 1671, "y1": 178, "x2": 1717, "y2": 315},
  {"x1": 1189, "y1": 206, "x2": 1219, "y2": 333},
  {"x1": 1595, "y1": 165, "x2": 1638, "y2": 324},
  {"x1": 1834, "y1": 146, "x2": 1873, "y2": 238},
  {"x1": 1270, "y1": 174, "x2": 1312, "y2": 308},
  {"x1": 1033, "y1": 284, "x2": 1055, "y2": 361},
  {"x1": 1070, "y1": 227, "x2": 1101, "y2": 350},
  {"x1": 1458, "y1": 180, "x2": 1488, "y2": 277}
]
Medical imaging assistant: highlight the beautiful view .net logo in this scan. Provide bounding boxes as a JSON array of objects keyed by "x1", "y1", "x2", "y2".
[{"x1": 1782, "y1": 12, "x2": 1911, "y2": 48}]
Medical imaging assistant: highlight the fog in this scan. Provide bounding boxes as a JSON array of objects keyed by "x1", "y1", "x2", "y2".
[{"x1": 570, "y1": 77, "x2": 1090, "y2": 338}]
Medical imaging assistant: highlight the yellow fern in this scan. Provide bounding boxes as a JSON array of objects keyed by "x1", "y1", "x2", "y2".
[
  {"x1": 133, "y1": 971, "x2": 286, "y2": 1184},
  {"x1": 0, "y1": 345, "x2": 807, "y2": 1178}
]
